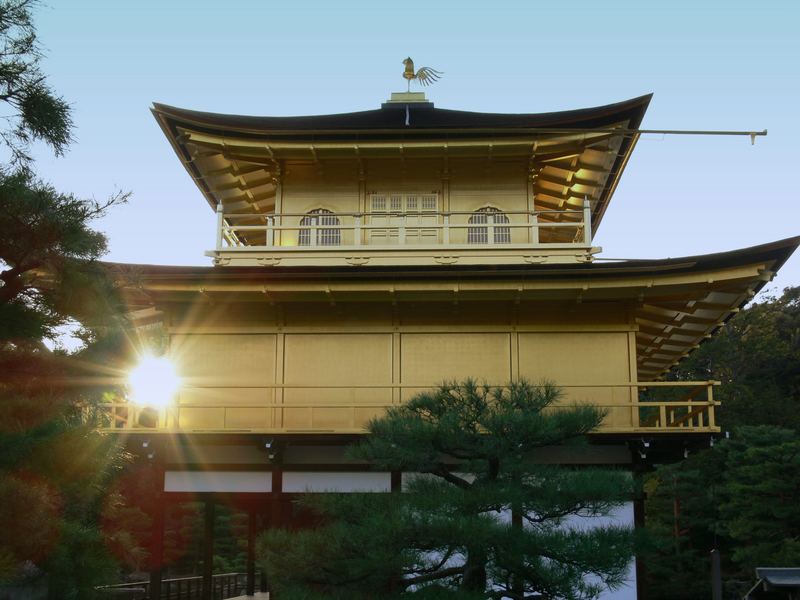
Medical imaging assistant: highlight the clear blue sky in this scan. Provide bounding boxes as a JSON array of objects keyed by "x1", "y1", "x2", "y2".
[{"x1": 29, "y1": 0, "x2": 800, "y2": 295}]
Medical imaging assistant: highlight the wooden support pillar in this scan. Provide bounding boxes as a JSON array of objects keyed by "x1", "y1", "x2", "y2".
[
  {"x1": 711, "y1": 548, "x2": 722, "y2": 600},
  {"x1": 271, "y1": 469, "x2": 283, "y2": 527},
  {"x1": 267, "y1": 469, "x2": 283, "y2": 598},
  {"x1": 710, "y1": 548, "x2": 722, "y2": 600},
  {"x1": 257, "y1": 511, "x2": 269, "y2": 593},
  {"x1": 148, "y1": 464, "x2": 165, "y2": 600},
  {"x1": 246, "y1": 509, "x2": 256, "y2": 596},
  {"x1": 148, "y1": 500, "x2": 165, "y2": 600},
  {"x1": 391, "y1": 470, "x2": 402, "y2": 493},
  {"x1": 634, "y1": 492, "x2": 648, "y2": 600},
  {"x1": 202, "y1": 499, "x2": 215, "y2": 600}
]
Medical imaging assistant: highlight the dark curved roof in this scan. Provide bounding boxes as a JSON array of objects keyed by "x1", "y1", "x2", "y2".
[
  {"x1": 152, "y1": 94, "x2": 652, "y2": 135},
  {"x1": 152, "y1": 95, "x2": 654, "y2": 233}
]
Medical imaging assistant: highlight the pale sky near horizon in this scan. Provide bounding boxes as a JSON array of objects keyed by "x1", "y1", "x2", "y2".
[{"x1": 24, "y1": 0, "x2": 800, "y2": 297}]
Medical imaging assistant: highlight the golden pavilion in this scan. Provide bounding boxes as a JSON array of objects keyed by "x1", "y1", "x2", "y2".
[{"x1": 100, "y1": 88, "x2": 799, "y2": 599}]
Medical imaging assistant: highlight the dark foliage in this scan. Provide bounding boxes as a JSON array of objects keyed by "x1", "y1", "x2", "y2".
[
  {"x1": 644, "y1": 425, "x2": 800, "y2": 599},
  {"x1": 644, "y1": 288, "x2": 800, "y2": 599},
  {"x1": 0, "y1": 2, "x2": 133, "y2": 593}
]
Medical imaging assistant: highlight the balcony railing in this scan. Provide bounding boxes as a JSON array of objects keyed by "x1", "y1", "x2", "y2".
[
  {"x1": 97, "y1": 381, "x2": 720, "y2": 435},
  {"x1": 97, "y1": 572, "x2": 247, "y2": 599},
  {"x1": 214, "y1": 202, "x2": 594, "y2": 251}
]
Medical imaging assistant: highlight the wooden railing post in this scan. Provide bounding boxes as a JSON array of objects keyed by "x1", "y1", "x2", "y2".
[
  {"x1": 399, "y1": 213, "x2": 406, "y2": 245},
  {"x1": 707, "y1": 383, "x2": 716, "y2": 428},
  {"x1": 354, "y1": 214, "x2": 362, "y2": 246},
  {"x1": 266, "y1": 215, "x2": 275, "y2": 247},
  {"x1": 530, "y1": 211, "x2": 539, "y2": 244},
  {"x1": 215, "y1": 203, "x2": 224, "y2": 250},
  {"x1": 582, "y1": 198, "x2": 592, "y2": 245}
]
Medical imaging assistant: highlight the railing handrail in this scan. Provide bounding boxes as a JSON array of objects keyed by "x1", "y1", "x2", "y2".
[
  {"x1": 98, "y1": 380, "x2": 722, "y2": 390},
  {"x1": 225, "y1": 222, "x2": 585, "y2": 231},
  {"x1": 97, "y1": 572, "x2": 245, "y2": 590},
  {"x1": 221, "y1": 209, "x2": 586, "y2": 220},
  {"x1": 100, "y1": 401, "x2": 720, "y2": 411}
]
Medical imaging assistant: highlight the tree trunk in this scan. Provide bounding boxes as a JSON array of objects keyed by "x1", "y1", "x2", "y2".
[{"x1": 461, "y1": 548, "x2": 487, "y2": 593}]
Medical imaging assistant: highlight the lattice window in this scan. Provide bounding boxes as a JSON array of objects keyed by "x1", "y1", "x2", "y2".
[
  {"x1": 367, "y1": 193, "x2": 439, "y2": 245},
  {"x1": 370, "y1": 193, "x2": 436, "y2": 213},
  {"x1": 371, "y1": 196, "x2": 386, "y2": 212},
  {"x1": 298, "y1": 208, "x2": 341, "y2": 246},
  {"x1": 468, "y1": 207, "x2": 511, "y2": 244},
  {"x1": 421, "y1": 195, "x2": 437, "y2": 211}
]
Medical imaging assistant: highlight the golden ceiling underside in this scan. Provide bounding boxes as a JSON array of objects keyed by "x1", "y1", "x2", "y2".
[
  {"x1": 633, "y1": 272, "x2": 770, "y2": 379},
  {"x1": 175, "y1": 125, "x2": 631, "y2": 246}
]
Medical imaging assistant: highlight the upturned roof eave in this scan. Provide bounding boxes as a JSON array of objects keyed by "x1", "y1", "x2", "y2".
[{"x1": 151, "y1": 94, "x2": 652, "y2": 136}]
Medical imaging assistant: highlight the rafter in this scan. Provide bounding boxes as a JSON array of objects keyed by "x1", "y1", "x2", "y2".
[
  {"x1": 638, "y1": 346, "x2": 690, "y2": 358},
  {"x1": 534, "y1": 173, "x2": 605, "y2": 190},
  {"x1": 208, "y1": 163, "x2": 266, "y2": 179},
  {"x1": 534, "y1": 190, "x2": 589, "y2": 207}
]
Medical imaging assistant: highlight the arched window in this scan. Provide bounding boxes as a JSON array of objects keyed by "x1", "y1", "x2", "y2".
[
  {"x1": 298, "y1": 209, "x2": 341, "y2": 246},
  {"x1": 468, "y1": 207, "x2": 511, "y2": 244}
]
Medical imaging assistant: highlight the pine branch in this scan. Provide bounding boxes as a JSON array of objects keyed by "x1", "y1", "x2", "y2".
[
  {"x1": 401, "y1": 565, "x2": 464, "y2": 587},
  {"x1": 434, "y1": 466, "x2": 472, "y2": 490}
]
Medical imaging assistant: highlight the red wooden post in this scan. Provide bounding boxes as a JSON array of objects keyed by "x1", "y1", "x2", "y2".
[
  {"x1": 202, "y1": 500, "x2": 215, "y2": 600},
  {"x1": 148, "y1": 464, "x2": 166, "y2": 600},
  {"x1": 246, "y1": 509, "x2": 256, "y2": 595}
]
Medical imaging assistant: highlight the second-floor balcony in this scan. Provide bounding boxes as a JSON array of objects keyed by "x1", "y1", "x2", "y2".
[
  {"x1": 209, "y1": 196, "x2": 598, "y2": 267},
  {"x1": 97, "y1": 381, "x2": 720, "y2": 436}
]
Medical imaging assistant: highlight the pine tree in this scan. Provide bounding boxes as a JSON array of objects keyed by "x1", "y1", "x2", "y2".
[
  {"x1": 644, "y1": 426, "x2": 800, "y2": 600},
  {"x1": 259, "y1": 381, "x2": 637, "y2": 600},
  {"x1": 0, "y1": 1, "x2": 131, "y2": 594},
  {"x1": 718, "y1": 426, "x2": 800, "y2": 573},
  {"x1": 0, "y1": 0, "x2": 72, "y2": 165}
]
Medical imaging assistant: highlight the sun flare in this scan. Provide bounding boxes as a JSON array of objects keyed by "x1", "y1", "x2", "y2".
[{"x1": 128, "y1": 354, "x2": 181, "y2": 409}]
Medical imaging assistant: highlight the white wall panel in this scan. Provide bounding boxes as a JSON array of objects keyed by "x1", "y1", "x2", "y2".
[
  {"x1": 282, "y1": 471, "x2": 391, "y2": 493},
  {"x1": 164, "y1": 471, "x2": 272, "y2": 493}
]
